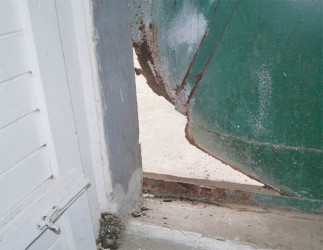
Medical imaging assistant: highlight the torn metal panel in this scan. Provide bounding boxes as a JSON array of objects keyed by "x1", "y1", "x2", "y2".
[
  {"x1": 129, "y1": 0, "x2": 323, "y2": 208},
  {"x1": 129, "y1": 0, "x2": 217, "y2": 104}
]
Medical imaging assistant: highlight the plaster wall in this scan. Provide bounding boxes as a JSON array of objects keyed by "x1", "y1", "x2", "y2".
[{"x1": 91, "y1": 0, "x2": 142, "y2": 213}]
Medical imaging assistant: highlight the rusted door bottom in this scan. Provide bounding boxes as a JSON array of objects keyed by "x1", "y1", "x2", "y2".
[{"x1": 143, "y1": 172, "x2": 323, "y2": 214}]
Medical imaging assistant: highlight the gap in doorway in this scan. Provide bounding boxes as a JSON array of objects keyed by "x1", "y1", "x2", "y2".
[{"x1": 134, "y1": 55, "x2": 262, "y2": 186}]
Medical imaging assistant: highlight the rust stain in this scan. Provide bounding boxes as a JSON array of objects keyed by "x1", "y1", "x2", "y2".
[
  {"x1": 142, "y1": 174, "x2": 314, "y2": 213},
  {"x1": 143, "y1": 175, "x2": 259, "y2": 208},
  {"x1": 133, "y1": 21, "x2": 174, "y2": 104}
]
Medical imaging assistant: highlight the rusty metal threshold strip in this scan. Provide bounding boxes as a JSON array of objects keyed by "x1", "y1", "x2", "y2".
[{"x1": 143, "y1": 172, "x2": 323, "y2": 214}]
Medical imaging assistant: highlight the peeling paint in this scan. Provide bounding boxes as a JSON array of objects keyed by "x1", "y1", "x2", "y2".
[
  {"x1": 175, "y1": 84, "x2": 192, "y2": 114},
  {"x1": 133, "y1": 39, "x2": 174, "y2": 104}
]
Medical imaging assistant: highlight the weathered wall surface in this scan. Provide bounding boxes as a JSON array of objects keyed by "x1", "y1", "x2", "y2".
[{"x1": 92, "y1": 0, "x2": 142, "y2": 213}]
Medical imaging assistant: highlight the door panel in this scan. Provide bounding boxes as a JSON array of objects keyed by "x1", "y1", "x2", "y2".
[
  {"x1": 0, "y1": 172, "x2": 91, "y2": 250},
  {"x1": 48, "y1": 235, "x2": 70, "y2": 250},
  {"x1": 0, "y1": 1, "x2": 96, "y2": 249},
  {"x1": 0, "y1": 33, "x2": 30, "y2": 82},
  {"x1": 0, "y1": 73, "x2": 37, "y2": 128},
  {"x1": 0, "y1": 112, "x2": 46, "y2": 175},
  {"x1": 0, "y1": 147, "x2": 52, "y2": 218},
  {"x1": 25, "y1": 192, "x2": 96, "y2": 250},
  {"x1": 27, "y1": 0, "x2": 83, "y2": 176},
  {"x1": 0, "y1": 0, "x2": 22, "y2": 35},
  {"x1": 26, "y1": 224, "x2": 69, "y2": 250}
]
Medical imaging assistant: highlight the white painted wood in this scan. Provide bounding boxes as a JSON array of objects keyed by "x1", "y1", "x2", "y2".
[
  {"x1": 56, "y1": 0, "x2": 106, "y2": 233},
  {"x1": 48, "y1": 235, "x2": 70, "y2": 250},
  {"x1": 62, "y1": 191, "x2": 97, "y2": 249},
  {"x1": 24, "y1": 191, "x2": 96, "y2": 250},
  {"x1": 27, "y1": 0, "x2": 83, "y2": 176},
  {"x1": 26, "y1": 224, "x2": 73, "y2": 250},
  {"x1": 0, "y1": 0, "x2": 22, "y2": 36},
  {"x1": 0, "y1": 147, "x2": 52, "y2": 218},
  {"x1": 0, "y1": 112, "x2": 46, "y2": 175},
  {"x1": 18, "y1": 0, "x2": 61, "y2": 177},
  {"x1": 0, "y1": 33, "x2": 29, "y2": 82},
  {"x1": 74, "y1": 0, "x2": 114, "y2": 214},
  {"x1": 0, "y1": 171, "x2": 90, "y2": 250},
  {"x1": 0, "y1": 0, "x2": 100, "y2": 248},
  {"x1": 26, "y1": 228, "x2": 68, "y2": 250},
  {"x1": 0, "y1": 73, "x2": 38, "y2": 128}
]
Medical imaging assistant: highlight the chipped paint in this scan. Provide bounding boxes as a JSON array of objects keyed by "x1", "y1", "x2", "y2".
[{"x1": 175, "y1": 84, "x2": 192, "y2": 114}]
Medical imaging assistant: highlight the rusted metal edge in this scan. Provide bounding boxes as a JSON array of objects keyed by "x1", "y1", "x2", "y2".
[
  {"x1": 142, "y1": 172, "x2": 276, "y2": 209},
  {"x1": 184, "y1": 123, "x2": 291, "y2": 196},
  {"x1": 133, "y1": 21, "x2": 174, "y2": 104},
  {"x1": 143, "y1": 172, "x2": 278, "y2": 207},
  {"x1": 143, "y1": 172, "x2": 323, "y2": 214},
  {"x1": 144, "y1": 172, "x2": 278, "y2": 196}
]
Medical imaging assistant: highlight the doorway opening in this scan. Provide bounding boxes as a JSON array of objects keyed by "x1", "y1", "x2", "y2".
[{"x1": 133, "y1": 53, "x2": 262, "y2": 187}]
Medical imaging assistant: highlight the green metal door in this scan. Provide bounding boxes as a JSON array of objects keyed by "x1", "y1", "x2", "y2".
[{"x1": 129, "y1": 0, "x2": 323, "y2": 212}]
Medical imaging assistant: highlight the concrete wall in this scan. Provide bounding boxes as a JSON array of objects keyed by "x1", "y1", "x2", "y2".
[{"x1": 91, "y1": 0, "x2": 142, "y2": 213}]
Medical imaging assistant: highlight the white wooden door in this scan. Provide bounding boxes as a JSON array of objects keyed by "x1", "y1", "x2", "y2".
[{"x1": 0, "y1": 1, "x2": 96, "y2": 249}]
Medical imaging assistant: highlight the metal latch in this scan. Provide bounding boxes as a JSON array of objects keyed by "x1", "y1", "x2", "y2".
[{"x1": 36, "y1": 206, "x2": 61, "y2": 232}]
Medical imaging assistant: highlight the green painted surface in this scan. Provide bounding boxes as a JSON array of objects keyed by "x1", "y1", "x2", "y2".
[
  {"x1": 188, "y1": 0, "x2": 323, "y2": 200},
  {"x1": 250, "y1": 193, "x2": 323, "y2": 214},
  {"x1": 179, "y1": 0, "x2": 239, "y2": 97},
  {"x1": 220, "y1": 188, "x2": 323, "y2": 214},
  {"x1": 130, "y1": 0, "x2": 323, "y2": 211}
]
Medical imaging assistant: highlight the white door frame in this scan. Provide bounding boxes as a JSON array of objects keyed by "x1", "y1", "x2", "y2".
[
  {"x1": 63, "y1": 0, "x2": 142, "y2": 222},
  {"x1": 44, "y1": 0, "x2": 116, "y2": 234},
  {"x1": 0, "y1": 0, "x2": 112, "y2": 247},
  {"x1": 57, "y1": 0, "x2": 118, "y2": 231},
  {"x1": 53, "y1": 0, "x2": 109, "y2": 233}
]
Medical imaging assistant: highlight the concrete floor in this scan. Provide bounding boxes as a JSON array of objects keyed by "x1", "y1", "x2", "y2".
[
  {"x1": 134, "y1": 58, "x2": 261, "y2": 186},
  {"x1": 121, "y1": 197, "x2": 323, "y2": 250},
  {"x1": 120, "y1": 222, "x2": 256, "y2": 250}
]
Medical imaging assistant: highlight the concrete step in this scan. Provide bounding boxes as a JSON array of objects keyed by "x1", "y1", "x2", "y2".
[{"x1": 121, "y1": 197, "x2": 323, "y2": 250}]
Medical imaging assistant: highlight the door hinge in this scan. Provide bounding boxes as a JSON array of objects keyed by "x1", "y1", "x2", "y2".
[{"x1": 36, "y1": 206, "x2": 61, "y2": 232}]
